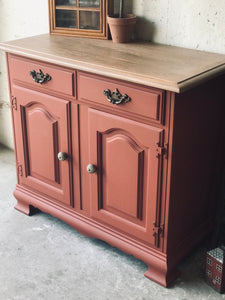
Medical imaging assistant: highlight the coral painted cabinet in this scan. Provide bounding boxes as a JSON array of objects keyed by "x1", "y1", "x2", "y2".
[
  {"x1": 12, "y1": 85, "x2": 72, "y2": 206},
  {"x1": 3, "y1": 34, "x2": 225, "y2": 288},
  {"x1": 87, "y1": 108, "x2": 165, "y2": 246}
]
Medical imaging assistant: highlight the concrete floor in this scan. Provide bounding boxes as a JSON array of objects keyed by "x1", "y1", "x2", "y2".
[{"x1": 0, "y1": 144, "x2": 224, "y2": 300}]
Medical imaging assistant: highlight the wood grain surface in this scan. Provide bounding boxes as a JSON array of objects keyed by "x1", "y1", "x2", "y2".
[{"x1": 1, "y1": 34, "x2": 225, "y2": 93}]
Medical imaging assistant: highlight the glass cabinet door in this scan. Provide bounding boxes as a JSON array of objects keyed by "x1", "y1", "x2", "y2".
[
  {"x1": 79, "y1": 11, "x2": 100, "y2": 30},
  {"x1": 49, "y1": 0, "x2": 112, "y2": 39},
  {"x1": 55, "y1": 9, "x2": 77, "y2": 28},
  {"x1": 52, "y1": 0, "x2": 106, "y2": 34},
  {"x1": 79, "y1": 0, "x2": 100, "y2": 7}
]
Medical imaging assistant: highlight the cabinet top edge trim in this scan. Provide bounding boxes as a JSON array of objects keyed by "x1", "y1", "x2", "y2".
[{"x1": 1, "y1": 34, "x2": 225, "y2": 93}]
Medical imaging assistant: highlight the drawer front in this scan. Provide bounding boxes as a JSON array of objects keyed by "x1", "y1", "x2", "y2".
[
  {"x1": 8, "y1": 55, "x2": 75, "y2": 97},
  {"x1": 78, "y1": 72, "x2": 165, "y2": 123}
]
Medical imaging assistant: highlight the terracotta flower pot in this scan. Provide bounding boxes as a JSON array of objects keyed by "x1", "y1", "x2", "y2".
[{"x1": 107, "y1": 14, "x2": 136, "y2": 43}]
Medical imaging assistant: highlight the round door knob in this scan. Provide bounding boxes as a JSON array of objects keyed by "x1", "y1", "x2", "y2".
[
  {"x1": 87, "y1": 164, "x2": 97, "y2": 174},
  {"x1": 57, "y1": 152, "x2": 68, "y2": 161}
]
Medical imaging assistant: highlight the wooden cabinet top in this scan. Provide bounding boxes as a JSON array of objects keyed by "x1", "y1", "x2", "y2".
[{"x1": 1, "y1": 34, "x2": 225, "y2": 93}]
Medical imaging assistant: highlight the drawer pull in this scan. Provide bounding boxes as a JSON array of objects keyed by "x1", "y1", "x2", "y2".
[
  {"x1": 103, "y1": 88, "x2": 131, "y2": 105},
  {"x1": 30, "y1": 69, "x2": 51, "y2": 84}
]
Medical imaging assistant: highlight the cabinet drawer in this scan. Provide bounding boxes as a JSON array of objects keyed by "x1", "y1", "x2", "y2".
[
  {"x1": 8, "y1": 55, "x2": 75, "y2": 97},
  {"x1": 78, "y1": 72, "x2": 165, "y2": 123}
]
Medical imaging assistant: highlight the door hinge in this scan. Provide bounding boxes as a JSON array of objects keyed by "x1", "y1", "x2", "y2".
[
  {"x1": 11, "y1": 96, "x2": 17, "y2": 110},
  {"x1": 17, "y1": 164, "x2": 23, "y2": 176},
  {"x1": 153, "y1": 223, "x2": 164, "y2": 248},
  {"x1": 156, "y1": 143, "x2": 168, "y2": 159}
]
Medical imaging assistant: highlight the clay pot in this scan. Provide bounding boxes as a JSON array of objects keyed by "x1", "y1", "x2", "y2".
[{"x1": 107, "y1": 14, "x2": 136, "y2": 43}]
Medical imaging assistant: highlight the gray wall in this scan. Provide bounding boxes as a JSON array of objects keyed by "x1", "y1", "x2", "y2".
[
  {"x1": 0, "y1": 0, "x2": 225, "y2": 149},
  {"x1": 0, "y1": 0, "x2": 49, "y2": 149}
]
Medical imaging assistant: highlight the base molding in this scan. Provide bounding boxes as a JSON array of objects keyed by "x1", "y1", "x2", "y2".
[
  {"x1": 14, "y1": 190, "x2": 31, "y2": 215},
  {"x1": 144, "y1": 263, "x2": 179, "y2": 287},
  {"x1": 14, "y1": 201, "x2": 31, "y2": 215},
  {"x1": 13, "y1": 184, "x2": 209, "y2": 287}
]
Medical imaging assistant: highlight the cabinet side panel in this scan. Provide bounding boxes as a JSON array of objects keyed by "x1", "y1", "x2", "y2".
[
  {"x1": 167, "y1": 75, "x2": 225, "y2": 260},
  {"x1": 6, "y1": 53, "x2": 20, "y2": 184}
]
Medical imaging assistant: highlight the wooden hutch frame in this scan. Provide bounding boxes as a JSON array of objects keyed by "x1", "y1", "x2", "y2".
[{"x1": 48, "y1": 0, "x2": 113, "y2": 39}]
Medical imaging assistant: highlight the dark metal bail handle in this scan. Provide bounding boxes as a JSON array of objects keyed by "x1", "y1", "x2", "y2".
[
  {"x1": 103, "y1": 88, "x2": 131, "y2": 105},
  {"x1": 30, "y1": 69, "x2": 51, "y2": 84}
]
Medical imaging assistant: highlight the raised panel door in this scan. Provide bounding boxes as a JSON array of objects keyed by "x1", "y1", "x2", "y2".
[
  {"x1": 87, "y1": 108, "x2": 165, "y2": 246},
  {"x1": 12, "y1": 85, "x2": 72, "y2": 206}
]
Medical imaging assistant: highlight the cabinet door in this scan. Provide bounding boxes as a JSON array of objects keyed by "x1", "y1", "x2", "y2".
[
  {"x1": 87, "y1": 108, "x2": 165, "y2": 246},
  {"x1": 49, "y1": 0, "x2": 110, "y2": 39},
  {"x1": 12, "y1": 86, "x2": 72, "y2": 206}
]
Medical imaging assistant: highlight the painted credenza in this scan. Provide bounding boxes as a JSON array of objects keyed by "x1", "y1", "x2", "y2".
[{"x1": 1, "y1": 34, "x2": 225, "y2": 287}]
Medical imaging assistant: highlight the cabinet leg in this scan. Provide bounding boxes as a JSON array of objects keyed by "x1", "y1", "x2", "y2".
[
  {"x1": 14, "y1": 200, "x2": 36, "y2": 216},
  {"x1": 144, "y1": 262, "x2": 179, "y2": 287},
  {"x1": 13, "y1": 187, "x2": 38, "y2": 216}
]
